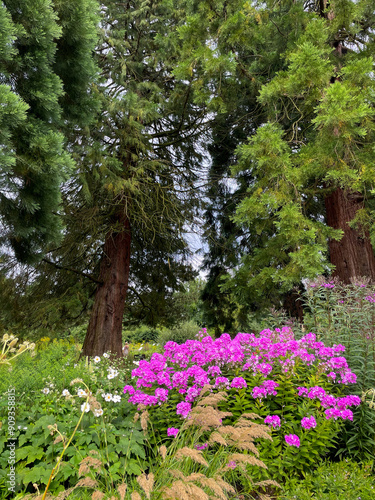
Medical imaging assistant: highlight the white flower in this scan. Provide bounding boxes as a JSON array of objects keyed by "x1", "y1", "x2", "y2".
[
  {"x1": 62, "y1": 389, "x2": 70, "y2": 397},
  {"x1": 107, "y1": 369, "x2": 119, "y2": 379},
  {"x1": 17, "y1": 426, "x2": 22, "y2": 429},
  {"x1": 138, "y1": 346, "x2": 143, "y2": 351},
  {"x1": 77, "y1": 389, "x2": 87, "y2": 398},
  {"x1": 42, "y1": 388, "x2": 50, "y2": 395},
  {"x1": 93, "y1": 408, "x2": 103, "y2": 417},
  {"x1": 133, "y1": 361, "x2": 139, "y2": 366},
  {"x1": 103, "y1": 353, "x2": 110, "y2": 358},
  {"x1": 93, "y1": 356, "x2": 100, "y2": 363},
  {"x1": 81, "y1": 402, "x2": 90, "y2": 413},
  {"x1": 104, "y1": 393, "x2": 113, "y2": 402},
  {"x1": 112, "y1": 395, "x2": 121, "y2": 403},
  {"x1": 23, "y1": 427, "x2": 27, "y2": 430}
]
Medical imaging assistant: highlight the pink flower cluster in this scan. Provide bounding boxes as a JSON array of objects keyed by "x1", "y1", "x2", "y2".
[
  {"x1": 264, "y1": 415, "x2": 281, "y2": 429},
  {"x1": 365, "y1": 294, "x2": 375, "y2": 303},
  {"x1": 297, "y1": 386, "x2": 360, "y2": 421},
  {"x1": 167, "y1": 427, "x2": 179, "y2": 437},
  {"x1": 123, "y1": 327, "x2": 359, "y2": 423},
  {"x1": 285, "y1": 434, "x2": 300, "y2": 447},
  {"x1": 301, "y1": 416, "x2": 317, "y2": 430}
]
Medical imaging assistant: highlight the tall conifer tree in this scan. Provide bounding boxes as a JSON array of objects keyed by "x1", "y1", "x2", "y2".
[
  {"x1": 0, "y1": 0, "x2": 99, "y2": 262},
  {"x1": 70, "y1": 0, "x2": 207, "y2": 356},
  {"x1": 177, "y1": 0, "x2": 375, "y2": 316}
]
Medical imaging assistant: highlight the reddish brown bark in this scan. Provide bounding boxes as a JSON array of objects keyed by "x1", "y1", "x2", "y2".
[
  {"x1": 325, "y1": 188, "x2": 375, "y2": 283},
  {"x1": 81, "y1": 213, "x2": 131, "y2": 358}
]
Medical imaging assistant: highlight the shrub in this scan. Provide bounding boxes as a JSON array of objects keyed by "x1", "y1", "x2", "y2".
[
  {"x1": 280, "y1": 459, "x2": 375, "y2": 499},
  {"x1": 157, "y1": 321, "x2": 207, "y2": 346},
  {"x1": 123, "y1": 325, "x2": 161, "y2": 343},
  {"x1": 300, "y1": 276, "x2": 375, "y2": 460},
  {"x1": 123, "y1": 327, "x2": 361, "y2": 482}
]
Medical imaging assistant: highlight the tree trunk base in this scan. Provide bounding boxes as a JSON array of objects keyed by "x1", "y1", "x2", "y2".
[{"x1": 81, "y1": 215, "x2": 131, "y2": 358}]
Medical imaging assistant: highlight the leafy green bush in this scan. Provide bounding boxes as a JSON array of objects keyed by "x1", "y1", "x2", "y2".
[
  {"x1": 301, "y1": 277, "x2": 375, "y2": 392},
  {"x1": 300, "y1": 277, "x2": 375, "y2": 460},
  {"x1": 280, "y1": 459, "x2": 375, "y2": 499},
  {"x1": 157, "y1": 320, "x2": 207, "y2": 345},
  {"x1": 123, "y1": 324, "x2": 161, "y2": 343}
]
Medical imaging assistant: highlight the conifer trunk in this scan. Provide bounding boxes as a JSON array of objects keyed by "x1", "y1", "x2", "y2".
[
  {"x1": 325, "y1": 188, "x2": 375, "y2": 282},
  {"x1": 81, "y1": 213, "x2": 131, "y2": 358}
]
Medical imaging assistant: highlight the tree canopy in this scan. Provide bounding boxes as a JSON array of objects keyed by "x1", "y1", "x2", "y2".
[{"x1": 2, "y1": 0, "x2": 375, "y2": 345}]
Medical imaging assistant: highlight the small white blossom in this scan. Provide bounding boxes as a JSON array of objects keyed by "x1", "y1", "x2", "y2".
[
  {"x1": 93, "y1": 356, "x2": 100, "y2": 363},
  {"x1": 17, "y1": 426, "x2": 22, "y2": 429},
  {"x1": 42, "y1": 388, "x2": 50, "y2": 395},
  {"x1": 77, "y1": 389, "x2": 87, "y2": 398},
  {"x1": 62, "y1": 389, "x2": 70, "y2": 397},
  {"x1": 103, "y1": 353, "x2": 110, "y2": 358},
  {"x1": 81, "y1": 402, "x2": 90, "y2": 413},
  {"x1": 104, "y1": 393, "x2": 113, "y2": 402},
  {"x1": 107, "y1": 369, "x2": 119, "y2": 379},
  {"x1": 112, "y1": 395, "x2": 121, "y2": 403},
  {"x1": 93, "y1": 408, "x2": 103, "y2": 417}
]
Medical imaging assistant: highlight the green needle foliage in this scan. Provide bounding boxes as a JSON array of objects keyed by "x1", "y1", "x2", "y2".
[
  {"x1": 174, "y1": 0, "x2": 375, "y2": 317},
  {"x1": 0, "y1": 0, "x2": 99, "y2": 264}
]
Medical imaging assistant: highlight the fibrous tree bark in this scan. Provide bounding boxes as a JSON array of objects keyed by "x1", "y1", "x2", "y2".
[
  {"x1": 325, "y1": 188, "x2": 375, "y2": 283},
  {"x1": 81, "y1": 213, "x2": 131, "y2": 357}
]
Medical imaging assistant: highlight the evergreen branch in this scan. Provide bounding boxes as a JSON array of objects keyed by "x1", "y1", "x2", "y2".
[{"x1": 42, "y1": 258, "x2": 102, "y2": 285}]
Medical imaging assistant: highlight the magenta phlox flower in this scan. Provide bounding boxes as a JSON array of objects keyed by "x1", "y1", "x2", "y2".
[
  {"x1": 176, "y1": 401, "x2": 191, "y2": 418},
  {"x1": 264, "y1": 415, "x2": 281, "y2": 429},
  {"x1": 336, "y1": 395, "x2": 361, "y2": 409},
  {"x1": 320, "y1": 394, "x2": 337, "y2": 408},
  {"x1": 300, "y1": 332, "x2": 316, "y2": 345},
  {"x1": 324, "y1": 408, "x2": 353, "y2": 421},
  {"x1": 322, "y1": 282, "x2": 335, "y2": 288},
  {"x1": 195, "y1": 442, "x2": 208, "y2": 450},
  {"x1": 340, "y1": 371, "x2": 357, "y2": 384},
  {"x1": 185, "y1": 385, "x2": 201, "y2": 402},
  {"x1": 252, "y1": 380, "x2": 279, "y2": 399},
  {"x1": 285, "y1": 434, "x2": 300, "y2": 447},
  {"x1": 307, "y1": 386, "x2": 326, "y2": 399},
  {"x1": 128, "y1": 391, "x2": 158, "y2": 406},
  {"x1": 167, "y1": 427, "x2": 179, "y2": 437},
  {"x1": 214, "y1": 376, "x2": 229, "y2": 388},
  {"x1": 123, "y1": 385, "x2": 136, "y2": 395},
  {"x1": 297, "y1": 386, "x2": 309, "y2": 397},
  {"x1": 172, "y1": 371, "x2": 189, "y2": 389},
  {"x1": 301, "y1": 416, "x2": 317, "y2": 430},
  {"x1": 227, "y1": 460, "x2": 237, "y2": 469},
  {"x1": 230, "y1": 377, "x2": 247, "y2": 389},
  {"x1": 328, "y1": 356, "x2": 349, "y2": 370},
  {"x1": 155, "y1": 388, "x2": 169, "y2": 403},
  {"x1": 254, "y1": 362, "x2": 273, "y2": 376},
  {"x1": 207, "y1": 365, "x2": 221, "y2": 376}
]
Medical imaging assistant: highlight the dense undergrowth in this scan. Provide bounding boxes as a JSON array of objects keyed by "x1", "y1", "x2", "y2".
[{"x1": 1, "y1": 278, "x2": 375, "y2": 499}]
